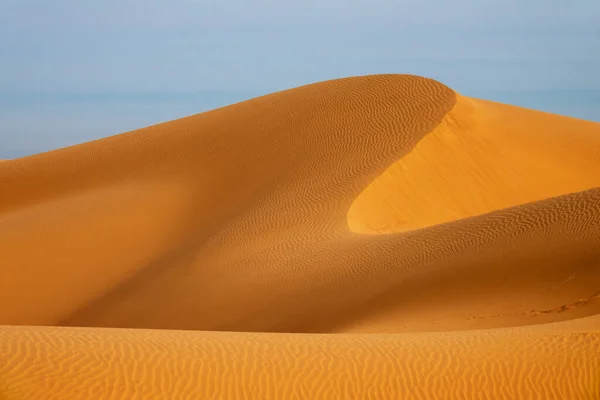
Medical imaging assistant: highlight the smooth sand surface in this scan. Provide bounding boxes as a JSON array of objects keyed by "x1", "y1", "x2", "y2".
[{"x1": 1, "y1": 74, "x2": 599, "y2": 398}]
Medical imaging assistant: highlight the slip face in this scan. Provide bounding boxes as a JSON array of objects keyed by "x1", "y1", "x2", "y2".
[{"x1": 348, "y1": 94, "x2": 600, "y2": 233}]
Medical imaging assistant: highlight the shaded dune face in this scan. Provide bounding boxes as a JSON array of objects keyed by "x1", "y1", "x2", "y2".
[
  {"x1": 2, "y1": 74, "x2": 457, "y2": 332},
  {"x1": 1, "y1": 74, "x2": 600, "y2": 399}
]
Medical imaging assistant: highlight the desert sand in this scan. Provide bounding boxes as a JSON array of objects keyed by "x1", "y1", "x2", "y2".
[{"x1": 1, "y1": 74, "x2": 599, "y2": 399}]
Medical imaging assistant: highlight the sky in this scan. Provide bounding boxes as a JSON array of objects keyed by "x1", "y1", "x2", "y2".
[{"x1": 1, "y1": 0, "x2": 599, "y2": 158}]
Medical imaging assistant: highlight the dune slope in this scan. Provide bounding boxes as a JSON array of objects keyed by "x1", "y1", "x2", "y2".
[{"x1": 1, "y1": 74, "x2": 600, "y2": 398}]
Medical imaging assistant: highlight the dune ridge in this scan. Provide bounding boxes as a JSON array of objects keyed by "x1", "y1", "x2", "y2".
[{"x1": 1, "y1": 74, "x2": 600, "y2": 398}]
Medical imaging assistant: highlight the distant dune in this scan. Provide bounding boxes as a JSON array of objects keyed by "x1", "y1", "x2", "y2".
[{"x1": 1, "y1": 74, "x2": 599, "y2": 399}]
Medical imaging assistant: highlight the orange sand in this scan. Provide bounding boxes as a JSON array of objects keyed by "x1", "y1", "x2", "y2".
[{"x1": 1, "y1": 74, "x2": 599, "y2": 399}]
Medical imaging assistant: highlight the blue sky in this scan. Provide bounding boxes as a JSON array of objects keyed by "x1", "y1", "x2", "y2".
[{"x1": 1, "y1": 0, "x2": 599, "y2": 158}]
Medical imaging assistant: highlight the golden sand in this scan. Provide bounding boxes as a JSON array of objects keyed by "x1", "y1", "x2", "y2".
[{"x1": 1, "y1": 75, "x2": 599, "y2": 399}]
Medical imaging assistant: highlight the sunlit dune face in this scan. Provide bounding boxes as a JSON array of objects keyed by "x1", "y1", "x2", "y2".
[{"x1": 347, "y1": 94, "x2": 600, "y2": 234}]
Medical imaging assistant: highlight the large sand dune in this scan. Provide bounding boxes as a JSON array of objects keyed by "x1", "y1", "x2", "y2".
[{"x1": 1, "y1": 74, "x2": 599, "y2": 398}]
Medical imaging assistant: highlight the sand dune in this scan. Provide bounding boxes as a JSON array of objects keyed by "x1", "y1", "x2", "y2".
[{"x1": 1, "y1": 74, "x2": 600, "y2": 398}]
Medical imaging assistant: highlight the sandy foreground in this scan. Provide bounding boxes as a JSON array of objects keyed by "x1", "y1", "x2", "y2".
[{"x1": 1, "y1": 74, "x2": 599, "y2": 399}]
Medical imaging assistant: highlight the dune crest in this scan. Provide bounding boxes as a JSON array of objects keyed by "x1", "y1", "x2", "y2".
[{"x1": 1, "y1": 74, "x2": 600, "y2": 398}]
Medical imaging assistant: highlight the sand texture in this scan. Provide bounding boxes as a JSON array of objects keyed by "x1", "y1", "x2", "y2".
[{"x1": 1, "y1": 74, "x2": 600, "y2": 399}]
